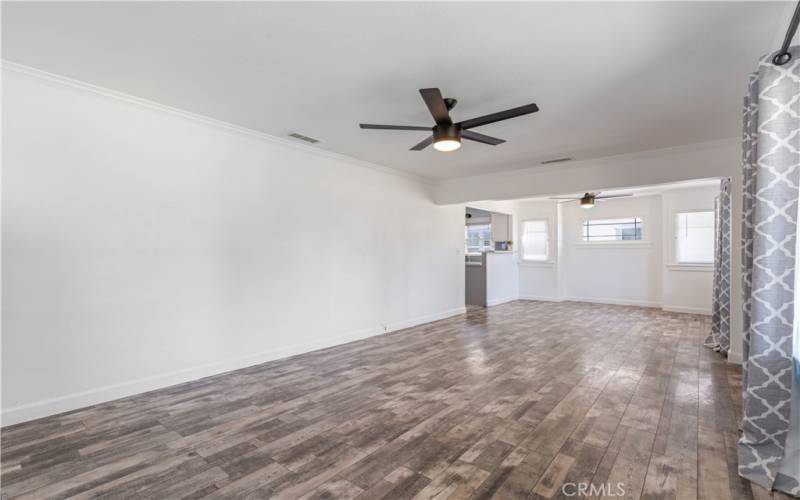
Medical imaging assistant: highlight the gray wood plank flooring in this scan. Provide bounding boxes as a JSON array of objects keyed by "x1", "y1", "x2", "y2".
[{"x1": 1, "y1": 301, "x2": 793, "y2": 499}]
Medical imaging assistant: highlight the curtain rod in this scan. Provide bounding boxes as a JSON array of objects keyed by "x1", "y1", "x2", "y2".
[{"x1": 773, "y1": 0, "x2": 800, "y2": 65}]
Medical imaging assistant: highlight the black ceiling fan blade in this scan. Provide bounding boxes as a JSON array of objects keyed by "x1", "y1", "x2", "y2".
[
  {"x1": 548, "y1": 197, "x2": 582, "y2": 200},
  {"x1": 419, "y1": 88, "x2": 452, "y2": 126},
  {"x1": 595, "y1": 194, "x2": 633, "y2": 199},
  {"x1": 461, "y1": 130, "x2": 506, "y2": 146},
  {"x1": 410, "y1": 136, "x2": 434, "y2": 151},
  {"x1": 359, "y1": 124, "x2": 431, "y2": 131},
  {"x1": 458, "y1": 103, "x2": 539, "y2": 130}
]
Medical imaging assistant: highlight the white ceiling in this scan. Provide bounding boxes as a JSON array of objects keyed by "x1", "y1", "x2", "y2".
[
  {"x1": 520, "y1": 178, "x2": 722, "y2": 202},
  {"x1": 2, "y1": 2, "x2": 788, "y2": 179}
]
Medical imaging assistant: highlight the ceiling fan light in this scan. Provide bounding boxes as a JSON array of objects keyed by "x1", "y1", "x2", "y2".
[
  {"x1": 433, "y1": 138, "x2": 461, "y2": 152},
  {"x1": 580, "y1": 197, "x2": 595, "y2": 209}
]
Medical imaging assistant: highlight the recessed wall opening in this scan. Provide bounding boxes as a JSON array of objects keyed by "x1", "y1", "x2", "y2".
[{"x1": 461, "y1": 178, "x2": 728, "y2": 314}]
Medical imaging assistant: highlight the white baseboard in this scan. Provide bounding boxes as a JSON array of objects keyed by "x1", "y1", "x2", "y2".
[
  {"x1": 518, "y1": 294, "x2": 563, "y2": 302},
  {"x1": 487, "y1": 296, "x2": 517, "y2": 307},
  {"x1": 385, "y1": 307, "x2": 466, "y2": 332},
  {"x1": 662, "y1": 305, "x2": 712, "y2": 315},
  {"x1": 1, "y1": 307, "x2": 466, "y2": 427},
  {"x1": 501, "y1": 295, "x2": 710, "y2": 317},
  {"x1": 519, "y1": 295, "x2": 662, "y2": 308},
  {"x1": 560, "y1": 296, "x2": 662, "y2": 309}
]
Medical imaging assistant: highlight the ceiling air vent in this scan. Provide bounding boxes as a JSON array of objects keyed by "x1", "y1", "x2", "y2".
[
  {"x1": 288, "y1": 132, "x2": 320, "y2": 144},
  {"x1": 540, "y1": 157, "x2": 573, "y2": 165}
]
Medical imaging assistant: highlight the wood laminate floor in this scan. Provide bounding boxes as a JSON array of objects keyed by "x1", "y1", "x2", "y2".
[{"x1": 1, "y1": 301, "x2": 794, "y2": 499}]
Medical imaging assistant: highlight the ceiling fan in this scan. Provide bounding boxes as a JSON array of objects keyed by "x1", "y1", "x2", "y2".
[
  {"x1": 549, "y1": 192, "x2": 633, "y2": 209},
  {"x1": 359, "y1": 88, "x2": 539, "y2": 152}
]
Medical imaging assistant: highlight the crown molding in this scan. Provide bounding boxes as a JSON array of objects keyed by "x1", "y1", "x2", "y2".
[
  {"x1": 3, "y1": 59, "x2": 741, "y2": 193},
  {"x1": 1, "y1": 60, "x2": 434, "y2": 187}
]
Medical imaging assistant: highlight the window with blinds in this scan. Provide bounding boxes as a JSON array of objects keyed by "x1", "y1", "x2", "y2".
[
  {"x1": 675, "y1": 211, "x2": 714, "y2": 263},
  {"x1": 521, "y1": 220, "x2": 549, "y2": 261}
]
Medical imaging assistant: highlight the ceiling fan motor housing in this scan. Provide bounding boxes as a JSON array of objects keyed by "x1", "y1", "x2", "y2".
[{"x1": 433, "y1": 124, "x2": 461, "y2": 142}]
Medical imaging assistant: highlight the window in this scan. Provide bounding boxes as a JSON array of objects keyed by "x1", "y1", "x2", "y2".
[
  {"x1": 521, "y1": 220, "x2": 549, "y2": 261},
  {"x1": 465, "y1": 224, "x2": 492, "y2": 255},
  {"x1": 582, "y1": 217, "x2": 642, "y2": 242},
  {"x1": 675, "y1": 211, "x2": 714, "y2": 263}
]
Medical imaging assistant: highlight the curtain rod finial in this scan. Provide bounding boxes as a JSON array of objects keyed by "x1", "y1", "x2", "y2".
[{"x1": 773, "y1": 52, "x2": 793, "y2": 66}]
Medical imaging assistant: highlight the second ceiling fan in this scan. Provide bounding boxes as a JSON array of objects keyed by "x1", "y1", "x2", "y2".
[
  {"x1": 549, "y1": 192, "x2": 633, "y2": 209},
  {"x1": 359, "y1": 88, "x2": 539, "y2": 152}
]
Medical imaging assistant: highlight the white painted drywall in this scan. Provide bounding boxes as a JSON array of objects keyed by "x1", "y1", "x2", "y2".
[
  {"x1": 515, "y1": 201, "x2": 559, "y2": 301},
  {"x1": 486, "y1": 252, "x2": 519, "y2": 307},
  {"x1": 661, "y1": 185, "x2": 718, "y2": 314},
  {"x1": 434, "y1": 140, "x2": 738, "y2": 205},
  {"x1": 1, "y1": 68, "x2": 466, "y2": 424},
  {"x1": 560, "y1": 195, "x2": 663, "y2": 307},
  {"x1": 439, "y1": 141, "x2": 742, "y2": 363},
  {"x1": 515, "y1": 190, "x2": 715, "y2": 312}
]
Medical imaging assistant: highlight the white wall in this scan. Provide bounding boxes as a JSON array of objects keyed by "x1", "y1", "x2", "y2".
[
  {"x1": 515, "y1": 201, "x2": 559, "y2": 300},
  {"x1": 514, "y1": 188, "x2": 715, "y2": 311},
  {"x1": 560, "y1": 195, "x2": 663, "y2": 307},
  {"x1": 1, "y1": 67, "x2": 466, "y2": 425},
  {"x1": 438, "y1": 141, "x2": 742, "y2": 362},
  {"x1": 485, "y1": 252, "x2": 519, "y2": 306},
  {"x1": 661, "y1": 185, "x2": 718, "y2": 314}
]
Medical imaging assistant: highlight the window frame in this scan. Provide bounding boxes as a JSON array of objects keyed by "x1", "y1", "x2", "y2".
[
  {"x1": 580, "y1": 216, "x2": 645, "y2": 244},
  {"x1": 673, "y1": 209, "x2": 715, "y2": 266},
  {"x1": 520, "y1": 218, "x2": 551, "y2": 262},
  {"x1": 464, "y1": 223, "x2": 493, "y2": 256}
]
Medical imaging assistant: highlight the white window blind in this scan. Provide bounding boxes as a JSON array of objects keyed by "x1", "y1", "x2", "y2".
[
  {"x1": 675, "y1": 211, "x2": 714, "y2": 263},
  {"x1": 521, "y1": 220, "x2": 549, "y2": 261}
]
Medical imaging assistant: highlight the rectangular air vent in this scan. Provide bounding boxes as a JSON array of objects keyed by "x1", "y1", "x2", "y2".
[
  {"x1": 288, "y1": 132, "x2": 320, "y2": 144},
  {"x1": 540, "y1": 157, "x2": 573, "y2": 165}
]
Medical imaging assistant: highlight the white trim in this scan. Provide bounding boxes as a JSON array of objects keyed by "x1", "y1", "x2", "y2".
[
  {"x1": 385, "y1": 307, "x2": 466, "y2": 333},
  {"x1": 574, "y1": 241, "x2": 652, "y2": 249},
  {"x1": 518, "y1": 295, "x2": 562, "y2": 302},
  {"x1": 487, "y1": 296, "x2": 517, "y2": 307},
  {"x1": 1, "y1": 60, "x2": 432, "y2": 186},
  {"x1": 665, "y1": 263, "x2": 713, "y2": 272},
  {"x1": 519, "y1": 295, "x2": 663, "y2": 309},
  {"x1": 561, "y1": 296, "x2": 662, "y2": 308},
  {"x1": 522, "y1": 296, "x2": 712, "y2": 316},
  {"x1": 1, "y1": 307, "x2": 465, "y2": 426},
  {"x1": 662, "y1": 305, "x2": 712, "y2": 315}
]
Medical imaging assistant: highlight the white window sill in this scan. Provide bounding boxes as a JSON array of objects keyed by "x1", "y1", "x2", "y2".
[
  {"x1": 665, "y1": 263, "x2": 713, "y2": 272},
  {"x1": 574, "y1": 241, "x2": 652, "y2": 249},
  {"x1": 519, "y1": 260, "x2": 555, "y2": 268}
]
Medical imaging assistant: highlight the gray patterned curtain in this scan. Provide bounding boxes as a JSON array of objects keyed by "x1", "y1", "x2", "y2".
[
  {"x1": 738, "y1": 46, "x2": 800, "y2": 495},
  {"x1": 706, "y1": 179, "x2": 732, "y2": 353}
]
